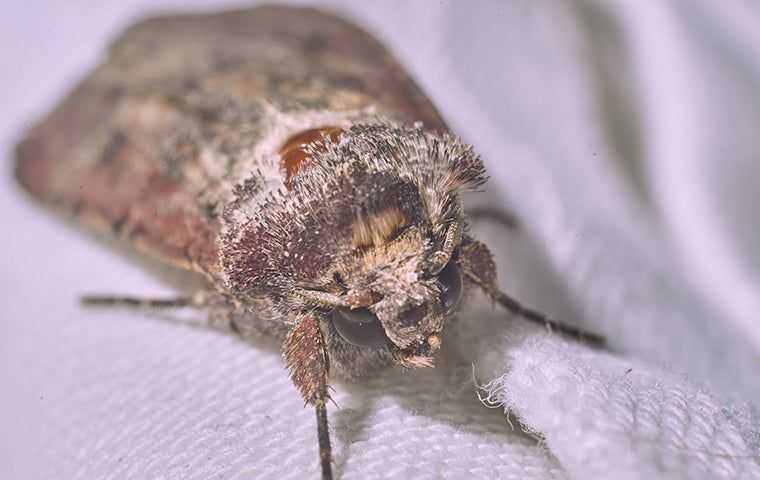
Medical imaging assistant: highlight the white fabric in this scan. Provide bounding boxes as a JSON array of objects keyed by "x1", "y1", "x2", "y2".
[{"x1": 2, "y1": 1, "x2": 760, "y2": 479}]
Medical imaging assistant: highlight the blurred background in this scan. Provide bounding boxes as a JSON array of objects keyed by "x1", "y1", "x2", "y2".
[{"x1": 2, "y1": 1, "x2": 760, "y2": 479}]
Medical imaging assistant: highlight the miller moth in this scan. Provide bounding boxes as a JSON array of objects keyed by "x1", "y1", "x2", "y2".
[{"x1": 14, "y1": 6, "x2": 602, "y2": 479}]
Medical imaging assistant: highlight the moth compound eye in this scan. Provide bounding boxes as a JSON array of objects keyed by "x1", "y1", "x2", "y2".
[
  {"x1": 438, "y1": 260, "x2": 463, "y2": 313},
  {"x1": 331, "y1": 307, "x2": 388, "y2": 349},
  {"x1": 398, "y1": 304, "x2": 426, "y2": 327}
]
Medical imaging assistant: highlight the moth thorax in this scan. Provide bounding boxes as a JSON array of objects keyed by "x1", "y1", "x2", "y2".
[{"x1": 279, "y1": 126, "x2": 342, "y2": 187}]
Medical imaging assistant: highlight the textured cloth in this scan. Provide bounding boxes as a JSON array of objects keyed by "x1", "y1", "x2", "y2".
[{"x1": 2, "y1": 1, "x2": 760, "y2": 479}]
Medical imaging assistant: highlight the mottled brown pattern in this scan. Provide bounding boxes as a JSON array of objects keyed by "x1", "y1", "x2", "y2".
[
  {"x1": 14, "y1": 8, "x2": 499, "y2": 479},
  {"x1": 15, "y1": 5, "x2": 446, "y2": 276}
]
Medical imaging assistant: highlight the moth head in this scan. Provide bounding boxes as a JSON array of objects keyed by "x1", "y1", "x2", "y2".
[
  {"x1": 328, "y1": 201, "x2": 465, "y2": 367},
  {"x1": 222, "y1": 122, "x2": 486, "y2": 368}
]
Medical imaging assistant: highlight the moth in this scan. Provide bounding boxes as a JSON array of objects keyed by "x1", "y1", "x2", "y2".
[{"x1": 15, "y1": 6, "x2": 602, "y2": 479}]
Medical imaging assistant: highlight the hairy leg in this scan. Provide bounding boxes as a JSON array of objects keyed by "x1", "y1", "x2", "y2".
[
  {"x1": 284, "y1": 314, "x2": 334, "y2": 480},
  {"x1": 457, "y1": 237, "x2": 606, "y2": 348}
]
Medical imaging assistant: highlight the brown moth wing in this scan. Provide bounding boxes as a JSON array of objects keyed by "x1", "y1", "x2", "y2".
[{"x1": 15, "y1": 5, "x2": 447, "y2": 277}]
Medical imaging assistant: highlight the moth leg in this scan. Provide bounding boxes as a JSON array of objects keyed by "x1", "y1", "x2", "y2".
[
  {"x1": 283, "y1": 313, "x2": 333, "y2": 480},
  {"x1": 81, "y1": 290, "x2": 248, "y2": 333},
  {"x1": 466, "y1": 206, "x2": 520, "y2": 230},
  {"x1": 457, "y1": 237, "x2": 606, "y2": 348},
  {"x1": 80, "y1": 290, "x2": 253, "y2": 335},
  {"x1": 488, "y1": 286, "x2": 605, "y2": 347},
  {"x1": 80, "y1": 290, "x2": 208, "y2": 309},
  {"x1": 315, "y1": 396, "x2": 333, "y2": 480}
]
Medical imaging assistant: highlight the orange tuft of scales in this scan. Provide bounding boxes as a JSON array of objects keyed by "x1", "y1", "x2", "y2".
[{"x1": 280, "y1": 127, "x2": 343, "y2": 187}]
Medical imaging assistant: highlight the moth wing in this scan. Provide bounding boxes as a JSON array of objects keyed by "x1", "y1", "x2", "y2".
[{"x1": 15, "y1": 5, "x2": 448, "y2": 276}]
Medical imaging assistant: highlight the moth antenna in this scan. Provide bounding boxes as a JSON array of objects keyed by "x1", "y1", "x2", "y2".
[{"x1": 491, "y1": 288, "x2": 606, "y2": 348}]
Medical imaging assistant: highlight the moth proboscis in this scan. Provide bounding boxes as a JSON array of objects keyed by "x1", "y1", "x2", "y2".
[{"x1": 15, "y1": 6, "x2": 604, "y2": 479}]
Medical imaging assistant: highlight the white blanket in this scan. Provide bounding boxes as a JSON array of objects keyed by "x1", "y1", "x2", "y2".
[{"x1": 2, "y1": 1, "x2": 759, "y2": 479}]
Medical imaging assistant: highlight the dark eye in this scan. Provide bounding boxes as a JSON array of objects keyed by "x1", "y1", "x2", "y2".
[
  {"x1": 331, "y1": 307, "x2": 388, "y2": 349},
  {"x1": 438, "y1": 260, "x2": 463, "y2": 313}
]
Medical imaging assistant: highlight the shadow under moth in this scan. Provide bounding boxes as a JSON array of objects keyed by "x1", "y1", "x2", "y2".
[{"x1": 15, "y1": 6, "x2": 603, "y2": 479}]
